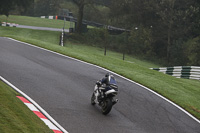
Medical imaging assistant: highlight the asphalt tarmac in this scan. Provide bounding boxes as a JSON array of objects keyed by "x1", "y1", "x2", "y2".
[
  {"x1": 0, "y1": 37, "x2": 199, "y2": 133},
  {"x1": 17, "y1": 25, "x2": 69, "y2": 32}
]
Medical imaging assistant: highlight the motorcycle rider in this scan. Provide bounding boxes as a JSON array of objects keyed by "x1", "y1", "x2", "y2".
[{"x1": 94, "y1": 73, "x2": 118, "y2": 103}]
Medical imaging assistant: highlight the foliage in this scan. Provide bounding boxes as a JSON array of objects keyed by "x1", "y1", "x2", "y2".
[
  {"x1": 84, "y1": 28, "x2": 105, "y2": 44},
  {"x1": 68, "y1": 28, "x2": 107, "y2": 46},
  {"x1": 34, "y1": 0, "x2": 61, "y2": 16},
  {"x1": 184, "y1": 37, "x2": 200, "y2": 65},
  {"x1": 0, "y1": 0, "x2": 33, "y2": 17},
  {"x1": 84, "y1": 4, "x2": 110, "y2": 24},
  {"x1": 108, "y1": 0, "x2": 200, "y2": 66},
  {"x1": 129, "y1": 25, "x2": 153, "y2": 56}
]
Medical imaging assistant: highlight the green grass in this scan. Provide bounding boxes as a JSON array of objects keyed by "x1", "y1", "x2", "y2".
[
  {"x1": 0, "y1": 15, "x2": 72, "y2": 29},
  {"x1": 1, "y1": 26, "x2": 200, "y2": 120},
  {"x1": 0, "y1": 15, "x2": 94, "y2": 29},
  {"x1": 0, "y1": 80, "x2": 53, "y2": 133}
]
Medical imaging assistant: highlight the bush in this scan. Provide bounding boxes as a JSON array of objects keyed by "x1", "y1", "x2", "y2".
[
  {"x1": 184, "y1": 36, "x2": 200, "y2": 65},
  {"x1": 128, "y1": 25, "x2": 153, "y2": 56},
  {"x1": 67, "y1": 28, "x2": 123, "y2": 49},
  {"x1": 83, "y1": 28, "x2": 105, "y2": 45}
]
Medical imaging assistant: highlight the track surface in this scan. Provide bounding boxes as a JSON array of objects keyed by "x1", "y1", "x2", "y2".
[
  {"x1": 17, "y1": 25, "x2": 69, "y2": 32},
  {"x1": 0, "y1": 37, "x2": 199, "y2": 133}
]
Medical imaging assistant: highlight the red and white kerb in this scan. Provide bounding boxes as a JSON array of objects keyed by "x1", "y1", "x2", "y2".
[{"x1": 17, "y1": 96, "x2": 63, "y2": 133}]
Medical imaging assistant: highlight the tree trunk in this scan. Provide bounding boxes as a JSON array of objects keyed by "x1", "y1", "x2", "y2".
[
  {"x1": 166, "y1": 0, "x2": 175, "y2": 65},
  {"x1": 167, "y1": 22, "x2": 171, "y2": 64},
  {"x1": 76, "y1": 4, "x2": 84, "y2": 34},
  {"x1": 104, "y1": 46, "x2": 107, "y2": 56}
]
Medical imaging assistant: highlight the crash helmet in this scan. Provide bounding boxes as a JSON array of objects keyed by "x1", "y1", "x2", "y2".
[{"x1": 105, "y1": 73, "x2": 110, "y2": 77}]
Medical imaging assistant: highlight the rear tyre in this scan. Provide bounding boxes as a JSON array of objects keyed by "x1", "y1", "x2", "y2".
[
  {"x1": 91, "y1": 93, "x2": 96, "y2": 105},
  {"x1": 101, "y1": 98, "x2": 112, "y2": 115}
]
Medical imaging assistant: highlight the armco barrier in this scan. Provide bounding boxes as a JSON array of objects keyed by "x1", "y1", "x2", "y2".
[
  {"x1": 41, "y1": 16, "x2": 57, "y2": 19},
  {"x1": 150, "y1": 66, "x2": 200, "y2": 80},
  {"x1": 1, "y1": 22, "x2": 18, "y2": 27}
]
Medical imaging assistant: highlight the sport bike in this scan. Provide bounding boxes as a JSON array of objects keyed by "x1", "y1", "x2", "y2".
[{"x1": 91, "y1": 82, "x2": 118, "y2": 115}]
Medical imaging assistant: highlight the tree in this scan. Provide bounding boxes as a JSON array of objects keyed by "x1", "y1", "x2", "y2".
[
  {"x1": 103, "y1": 28, "x2": 109, "y2": 56},
  {"x1": 157, "y1": 0, "x2": 176, "y2": 63},
  {"x1": 108, "y1": 0, "x2": 200, "y2": 65},
  {"x1": 109, "y1": 0, "x2": 156, "y2": 57},
  {"x1": 83, "y1": 4, "x2": 110, "y2": 24},
  {"x1": 184, "y1": 37, "x2": 200, "y2": 65},
  {"x1": 0, "y1": 0, "x2": 33, "y2": 17},
  {"x1": 72, "y1": 0, "x2": 94, "y2": 34},
  {"x1": 129, "y1": 25, "x2": 153, "y2": 56},
  {"x1": 155, "y1": 0, "x2": 199, "y2": 64}
]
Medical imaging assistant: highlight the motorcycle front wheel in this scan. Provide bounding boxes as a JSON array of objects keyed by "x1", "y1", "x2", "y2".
[{"x1": 101, "y1": 98, "x2": 112, "y2": 115}]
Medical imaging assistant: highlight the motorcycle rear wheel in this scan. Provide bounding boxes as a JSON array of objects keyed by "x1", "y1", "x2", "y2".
[{"x1": 101, "y1": 98, "x2": 112, "y2": 115}]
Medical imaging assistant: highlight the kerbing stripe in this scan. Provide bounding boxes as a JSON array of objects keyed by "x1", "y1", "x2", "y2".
[
  {"x1": 41, "y1": 119, "x2": 60, "y2": 131},
  {"x1": 33, "y1": 111, "x2": 47, "y2": 119},
  {"x1": 16, "y1": 96, "x2": 31, "y2": 103},
  {"x1": 24, "y1": 103, "x2": 39, "y2": 111},
  {"x1": 53, "y1": 130, "x2": 63, "y2": 133},
  {"x1": 16, "y1": 96, "x2": 62, "y2": 133}
]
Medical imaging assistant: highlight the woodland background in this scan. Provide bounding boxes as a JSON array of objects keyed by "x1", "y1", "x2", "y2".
[{"x1": 1, "y1": 0, "x2": 200, "y2": 66}]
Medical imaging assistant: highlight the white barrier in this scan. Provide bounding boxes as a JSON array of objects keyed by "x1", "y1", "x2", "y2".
[
  {"x1": 150, "y1": 66, "x2": 200, "y2": 80},
  {"x1": 1, "y1": 22, "x2": 18, "y2": 27}
]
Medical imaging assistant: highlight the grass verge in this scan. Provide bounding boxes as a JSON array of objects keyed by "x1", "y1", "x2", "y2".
[
  {"x1": 0, "y1": 15, "x2": 71, "y2": 29},
  {"x1": 0, "y1": 80, "x2": 53, "y2": 133},
  {"x1": 0, "y1": 26, "x2": 200, "y2": 120}
]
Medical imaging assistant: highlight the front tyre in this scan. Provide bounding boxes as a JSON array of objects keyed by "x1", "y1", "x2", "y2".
[{"x1": 101, "y1": 98, "x2": 112, "y2": 115}]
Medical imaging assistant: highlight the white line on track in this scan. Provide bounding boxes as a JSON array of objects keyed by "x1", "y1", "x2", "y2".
[{"x1": 4, "y1": 37, "x2": 200, "y2": 125}]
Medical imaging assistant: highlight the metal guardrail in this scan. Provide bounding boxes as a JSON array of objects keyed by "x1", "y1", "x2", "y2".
[
  {"x1": 1, "y1": 22, "x2": 18, "y2": 27},
  {"x1": 150, "y1": 66, "x2": 200, "y2": 80},
  {"x1": 40, "y1": 16, "x2": 129, "y2": 33},
  {"x1": 41, "y1": 16, "x2": 57, "y2": 19},
  {"x1": 41, "y1": 15, "x2": 104, "y2": 27}
]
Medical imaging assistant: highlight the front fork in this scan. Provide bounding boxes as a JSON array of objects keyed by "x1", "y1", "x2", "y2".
[
  {"x1": 94, "y1": 85, "x2": 118, "y2": 105},
  {"x1": 94, "y1": 85, "x2": 101, "y2": 103}
]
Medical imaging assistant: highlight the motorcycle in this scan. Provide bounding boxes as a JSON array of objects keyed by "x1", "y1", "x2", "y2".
[{"x1": 91, "y1": 81, "x2": 118, "y2": 115}]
